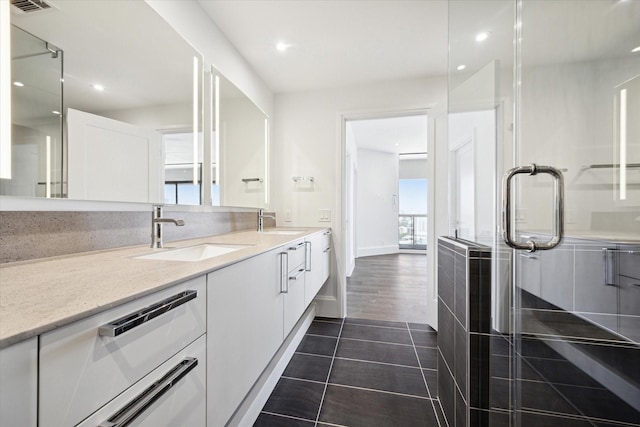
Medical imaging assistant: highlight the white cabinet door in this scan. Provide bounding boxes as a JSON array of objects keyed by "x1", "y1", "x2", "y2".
[
  {"x1": 207, "y1": 247, "x2": 284, "y2": 427},
  {"x1": 77, "y1": 335, "x2": 206, "y2": 427},
  {"x1": 304, "y1": 230, "x2": 332, "y2": 306},
  {"x1": 284, "y1": 266, "x2": 306, "y2": 335},
  {"x1": 0, "y1": 338, "x2": 37, "y2": 427}
]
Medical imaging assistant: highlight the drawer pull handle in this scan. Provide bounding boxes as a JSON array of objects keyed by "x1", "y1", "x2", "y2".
[
  {"x1": 99, "y1": 357, "x2": 198, "y2": 427},
  {"x1": 305, "y1": 241, "x2": 312, "y2": 271},
  {"x1": 323, "y1": 247, "x2": 332, "y2": 254},
  {"x1": 280, "y1": 252, "x2": 289, "y2": 293},
  {"x1": 602, "y1": 248, "x2": 617, "y2": 287},
  {"x1": 289, "y1": 268, "x2": 305, "y2": 281},
  {"x1": 99, "y1": 290, "x2": 197, "y2": 337},
  {"x1": 287, "y1": 242, "x2": 305, "y2": 251}
]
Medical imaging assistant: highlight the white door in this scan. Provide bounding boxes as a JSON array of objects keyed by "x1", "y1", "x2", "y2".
[{"x1": 66, "y1": 108, "x2": 162, "y2": 202}]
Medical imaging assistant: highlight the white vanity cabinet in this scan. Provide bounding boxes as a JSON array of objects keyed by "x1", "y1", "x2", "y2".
[
  {"x1": 284, "y1": 239, "x2": 307, "y2": 335},
  {"x1": 39, "y1": 275, "x2": 206, "y2": 427},
  {"x1": 0, "y1": 338, "x2": 37, "y2": 427},
  {"x1": 304, "y1": 230, "x2": 332, "y2": 306},
  {"x1": 77, "y1": 334, "x2": 206, "y2": 427},
  {"x1": 207, "y1": 246, "x2": 285, "y2": 427}
]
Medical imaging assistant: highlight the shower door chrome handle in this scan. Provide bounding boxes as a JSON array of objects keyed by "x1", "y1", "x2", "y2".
[{"x1": 502, "y1": 164, "x2": 564, "y2": 252}]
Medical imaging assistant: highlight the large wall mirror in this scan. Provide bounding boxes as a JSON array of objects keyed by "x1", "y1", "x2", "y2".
[
  {"x1": 5, "y1": 0, "x2": 203, "y2": 205},
  {"x1": 212, "y1": 66, "x2": 270, "y2": 208}
]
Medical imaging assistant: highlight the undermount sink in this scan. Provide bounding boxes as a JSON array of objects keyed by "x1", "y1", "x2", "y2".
[
  {"x1": 260, "y1": 230, "x2": 304, "y2": 235},
  {"x1": 134, "y1": 244, "x2": 251, "y2": 262}
]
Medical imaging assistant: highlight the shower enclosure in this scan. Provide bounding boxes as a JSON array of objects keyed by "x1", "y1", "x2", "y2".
[{"x1": 446, "y1": 0, "x2": 639, "y2": 425}]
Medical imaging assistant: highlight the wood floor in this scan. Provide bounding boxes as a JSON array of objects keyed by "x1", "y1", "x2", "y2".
[{"x1": 346, "y1": 253, "x2": 428, "y2": 324}]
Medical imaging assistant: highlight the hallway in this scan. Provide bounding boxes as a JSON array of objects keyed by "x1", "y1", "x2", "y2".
[{"x1": 347, "y1": 253, "x2": 428, "y2": 324}]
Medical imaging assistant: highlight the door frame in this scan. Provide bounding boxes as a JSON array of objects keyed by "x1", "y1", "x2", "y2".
[{"x1": 338, "y1": 107, "x2": 435, "y2": 327}]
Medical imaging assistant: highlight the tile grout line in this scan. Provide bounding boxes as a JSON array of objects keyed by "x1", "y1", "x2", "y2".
[
  {"x1": 325, "y1": 382, "x2": 436, "y2": 401},
  {"x1": 407, "y1": 321, "x2": 443, "y2": 427},
  {"x1": 314, "y1": 318, "x2": 345, "y2": 427},
  {"x1": 261, "y1": 411, "x2": 317, "y2": 425}
]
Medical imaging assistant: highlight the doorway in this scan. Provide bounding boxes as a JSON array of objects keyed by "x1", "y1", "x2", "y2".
[{"x1": 343, "y1": 112, "x2": 430, "y2": 323}]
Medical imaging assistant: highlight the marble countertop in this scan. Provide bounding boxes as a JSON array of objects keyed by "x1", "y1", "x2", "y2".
[{"x1": 0, "y1": 227, "x2": 327, "y2": 349}]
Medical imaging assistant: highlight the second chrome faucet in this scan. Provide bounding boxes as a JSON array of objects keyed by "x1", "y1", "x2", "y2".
[{"x1": 151, "y1": 205, "x2": 185, "y2": 248}]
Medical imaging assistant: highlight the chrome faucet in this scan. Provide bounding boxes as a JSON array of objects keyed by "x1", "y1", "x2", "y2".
[
  {"x1": 257, "y1": 209, "x2": 276, "y2": 232},
  {"x1": 151, "y1": 205, "x2": 185, "y2": 248}
]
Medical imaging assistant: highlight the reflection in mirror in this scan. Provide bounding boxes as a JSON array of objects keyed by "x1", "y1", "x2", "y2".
[
  {"x1": 211, "y1": 66, "x2": 269, "y2": 208},
  {"x1": 2, "y1": 26, "x2": 62, "y2": 199},
  {"x1": 6, "y1": 0, "x2": 202, "y2": 204}
]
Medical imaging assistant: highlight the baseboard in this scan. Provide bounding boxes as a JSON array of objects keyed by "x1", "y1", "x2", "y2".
[
  {"x1": 313, "y1": 295, "x2": 340, "y2": 318},
  {"x1": 229, "y1": 305, "x2": 316, "y2": 427},
  {"x1": 356, "y1": 245, "x2": 399, "y2": 258}
]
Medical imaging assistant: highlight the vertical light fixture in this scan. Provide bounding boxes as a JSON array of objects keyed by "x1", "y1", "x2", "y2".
[
  {"x1": 45, "y1": 136, "x2": 51, "y2": 198},
  {"x1": 214, "y1": 74, "x2": 220, "y2": 186},
  {"x1": 193, "y1": 56, "x2": 199, "y2": 185},
  {"x1": 264, "y1": 118, "x2": 269, "y2": 206},
  {"x1": 0, "y1": 0, "x2": 12, "y2": 179},
  {"x1": 620, "y1": 88, "x2": 627, "y2": 200}
]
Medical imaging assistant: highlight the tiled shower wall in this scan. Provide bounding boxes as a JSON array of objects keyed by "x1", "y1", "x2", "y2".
[
  {"x1": 437, "y1": 236, "x2": 499, "y2": 427},
  {"x1": 0, "y1": 209, "x2": 274, "y2": 264}
]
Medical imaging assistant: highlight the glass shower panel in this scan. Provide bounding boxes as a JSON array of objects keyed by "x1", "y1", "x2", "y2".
[
  {"x1": 445, "y1": 1, "x2": 516, "y2": 426},
  {"x1": 514, "y1": 1, "x2": 640, "y2": 425},
  {"x1": 2, "y1": 26, "x2": 63, "y2": 198}
]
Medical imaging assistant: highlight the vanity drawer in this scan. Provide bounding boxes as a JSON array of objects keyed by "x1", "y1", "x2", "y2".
[
  {"x1": 77, "y1": 334, "x2": 206, "y2": 427},
  {"x1": 285, "y1": 239, "x2": 307, "y2": 272},
  {"x1": 39, "y1": 275, "x2": 206, "y2": 427}
]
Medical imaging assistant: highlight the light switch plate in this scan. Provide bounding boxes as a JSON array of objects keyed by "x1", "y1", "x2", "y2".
[
  {"x1": 284, "y1": 210, "x2": 292, "y2": 222},
  {"x1": 319, "y1": 209, "x2": 331, "y2": 222}
]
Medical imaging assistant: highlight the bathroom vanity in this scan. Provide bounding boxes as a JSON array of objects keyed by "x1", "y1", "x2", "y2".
[{"x1": 0, "y1": 227, "x2": 331, "y2": 427}]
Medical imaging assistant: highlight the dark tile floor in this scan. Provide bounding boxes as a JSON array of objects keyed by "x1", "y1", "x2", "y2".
[{"x1": 254, "y1": 317, "x2": 445, "y2": 427}]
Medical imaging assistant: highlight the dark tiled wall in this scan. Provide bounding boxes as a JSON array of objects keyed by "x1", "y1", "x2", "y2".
[
  {"x1": 0, "y1": 209, "x2": 272, "y2": 263},
  {"x1": 437, "y1": 237, "x2": 494, "y2": 427}
]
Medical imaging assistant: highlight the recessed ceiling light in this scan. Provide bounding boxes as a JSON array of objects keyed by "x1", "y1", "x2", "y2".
[
  {"x1": 475, "y1": 32, "x2": 490, "y2": 42},
  {"x1": 457, "y1": 64, "x2": 466, "y2": 71},
  {"x1": 276, "y1": 41, "x2": 291, "y2": 52},
  {"x1": 632, "y1": 46, "x2": 640, "y2": 53},
  {"x1": 13, "y1": 81, "x2": 24, "y2": 87},
  {"x1": 91, "y1": 83, "x2": 105, "y2": 92}
]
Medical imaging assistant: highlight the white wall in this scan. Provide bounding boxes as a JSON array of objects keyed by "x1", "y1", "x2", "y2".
[
  {"x1": 356, "y1": 148, "x2": 399, "y2": 257},
  {"x1": 273, "y1": 75, "x2": 447, "y2": 323}
]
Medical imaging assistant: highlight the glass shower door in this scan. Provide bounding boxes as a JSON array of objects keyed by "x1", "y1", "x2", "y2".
[{"x1": 512, "y1": 1, "x2": 640, "y2": 425}]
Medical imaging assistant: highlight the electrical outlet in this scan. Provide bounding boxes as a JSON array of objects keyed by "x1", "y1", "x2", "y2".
[
  {"x1": 319, "y1": 209, "x2": 331, "y2": 222},
  {"x1": 284, "y1": 210, "x2": 292, "y2": 222}
]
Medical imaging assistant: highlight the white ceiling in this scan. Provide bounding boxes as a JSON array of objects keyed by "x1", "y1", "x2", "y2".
[{"x1": 198, "y1": 0, "x2": 448, "y2": 94}]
